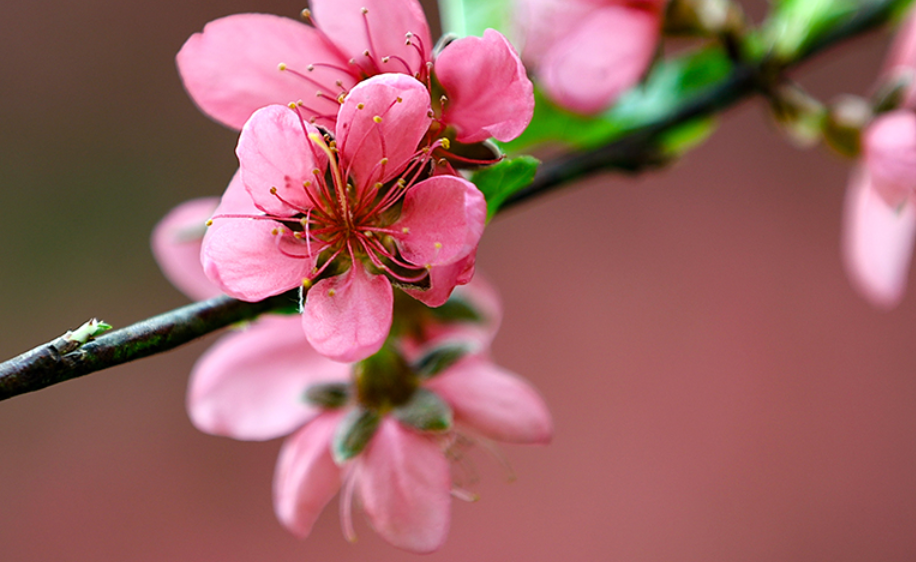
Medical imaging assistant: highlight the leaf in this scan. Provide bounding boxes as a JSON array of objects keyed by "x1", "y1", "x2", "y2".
[
  {"x1": 470, "y1": 155, "x2": 540, "y2": 220},
  {"x1": 413, "y1": 343, "x2": 472, "y2": 379},
  {"x1": 439, "y1": 0, "x2": 513, "y2": 37},
  {"x1": 759, "y1": 0, "x2": 856, "y2": 61},
  {"x1": 501, "y1": 47, "x2": 731, "y2": 153},
  {"x1": 332, "y1": 408, "x2": 381, "y2": 463}
]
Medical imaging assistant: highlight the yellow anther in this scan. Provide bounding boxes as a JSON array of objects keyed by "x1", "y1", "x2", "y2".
[
  {"x1": 205, "y1": 219, "x2": 213, "y2": 227},
  {"x1": 380, "y1": 157, "x2": 389, "y2": 165},
  {"x1": 357, "y1": 103, "x2": 365, "y2": 110},
  {"x1": 278, "y1": 62, "x2": 287, "y2": 71},
  {"x1": 270, "y1": 186, "x2": 278, "y2": 194},
  {"x1": 361, "y1": 7, "x2": 368, "y2": 14},
  {"x1": 328, "y1": 289, "x2": 337, "y2": 297},
  {"x1": 363, "y1": 50, "x2": 371, "y2": 57},
  {"x1": 301, "y1": 8, "x2": 312, "y2": 20},
  {"x1": 382, "y1": 56, "x2": 390, "y2": 63},
  {"x1": 293, "y1": 232, "x2": 303, "y2": 239},
  {"x1": 440, "y1": 138, "x2": 450, "y2": 150},
  {"x1": 402, "y1": 227, "x2": 410, "y2": 234},
  {"x1": 271, "y1": 228, "x2": 279, "y2": 236},
  {"x1": 337, "y1": 93, "x2": 346, "y2": 104},
  {"x1": 397, "y1": 178, "x2": 407, "y2": 187},
  {"x1": 303, "y1": 180, "x2": 312, "y2": 188},
  {"x1": 424, "y1": 264, "x2": 432, "y2": 270},
  {"x1": 302, "y1": 278, "x2": 313, "y2": 288},
  {"x1": 288, "y1": 102, "x2": 297, "y2": 109},
  {"x1": 300, "y1": 217, "x2": 309, "y2": 226},
  {"x1": 434, "y1": 242, "x2": 442, "y2": 249},
  {"x1": 297, "y1": 99, "x2": 305, "y2": 106},
  {"x1": 373, "y1": 116, "x2": 382, "y2": 123},
  {"x1": 396, "y1": 97, "x2": 403, "y2": 103},
  {"x1": 374, "y1": 182, "x2": 383, "y2": 189}
]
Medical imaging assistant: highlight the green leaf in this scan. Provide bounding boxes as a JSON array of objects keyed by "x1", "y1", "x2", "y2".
[
  {"x1": 470, "y1": 155, "x2": 540, "y2": 220},
  {"x1": 332, "y1": 408, "x2": 381, "y2": 463},
  {"x1": 439, "y1": 0, "x2": 513, "y2": 37},
  {"x1": 759, "y1": 0, "x2": 856, "y2": 61},
  {"x1": 393, "y1": 389, "x2": 453, "y2": 432},
  {"x1": 657, "y1": 117, "x2": 718, "y2": 157},
  {"x1": 501, "y1": 47, "x2": 731, "y2": 153}
]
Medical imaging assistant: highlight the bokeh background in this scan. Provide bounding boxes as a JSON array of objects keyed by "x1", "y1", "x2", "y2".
[{"x1": 3, "y1": 1, "x2": 916, "y2": 560}]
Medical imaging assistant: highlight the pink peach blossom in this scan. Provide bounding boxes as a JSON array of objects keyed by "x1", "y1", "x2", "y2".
[
  {"x1": 201, "y1": 75, "x2": 487, "y2": 362},
  {"x1": 842, "y1": 12, "x2": 916, "y2": 308},
  {"x1": 515, "y1": 0, "x2": 665, "y2": 114},
  {"x1": 151, "y1": 197, "x2": 222, "y2": 301},
  {"x1": 187, "y1": 291, "x2": 552, "y2": 553},
  {"x1": 176, "y1": 0, "x2": 533, "y2": 143}
]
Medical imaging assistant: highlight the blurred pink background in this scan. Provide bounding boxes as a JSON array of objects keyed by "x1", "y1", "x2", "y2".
[{"x1": 3, "y1": 1, "x2": 916, "y2": 560}]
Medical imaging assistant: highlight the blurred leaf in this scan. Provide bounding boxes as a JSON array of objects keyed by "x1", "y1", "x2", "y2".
[
  {"x1": 332, "y1": 408, "x2": 381, "y2": 463},
  {"x1": 502, "y1": 47, "x2": 732, "y2": 152},
  {"x1": 393, "y1": 389, "x2": 453, "y2": 432},
  {"x1": 413, "y1": 343, "x2": 471, "y2": 379},
  {"x1": 657, "y1": 117, "x2": 718, "y2": 156},
  {"x1": 439, "y1": 0, "x2": 513, "y2": 37},
  {"x1": 470, "y1": 155, "x2": 540, "y2": 220},
  {"x1": 759, "y1": 0, "x2": 856, "y2": 61}
]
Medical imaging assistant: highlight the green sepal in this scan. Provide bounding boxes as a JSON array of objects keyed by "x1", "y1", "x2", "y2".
[
  {"x1": 428, "y1": 295, "x2": 483, "y2": 324},
  {"x1": 303, "y1": 382, "x2": 350, "y2": 408},
  {"x1": 332, "y1": 408, "x2": 382, "y2": 463},
  {"x1": 413, "y1": 343, "x2": 472, "y2": 379},
  {"x1": 470, "y1": 155, "x2": 540, "y2": 221},
  {"x1": 393, "y1": 388, "x2": 453, "y2": 432}
]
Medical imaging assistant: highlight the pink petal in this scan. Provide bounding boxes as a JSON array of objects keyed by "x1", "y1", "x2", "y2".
[
  {"x1": 842, "y1": 167, "x2": 916, "y2": 309},
  {"x1": 302, "y1": 263, "x2": 393, "y2": 362},
  {"x1": 355, "y1": 418, "x2": 451, "y2": 553},
  {"x1": 274, "y1": 411, "x2": 344, "y2": 537},
  {"x1": 176, "y1": 13, "x2": 354, "y2": 130},
  {"x1": 435, "y1": 29, "x2": 534, "y2": 143},
  {"x1": 151, "y1": 197, "x2": 222, "y2": 301},
  {"x1": 404, "y1": 252, "x2": 477, "y2": 308},
  {"x1": 336, "y1": 74, "x2": 431, "y2": 192},
  {"x1": 201, "y1": 181, "x2": 318, "y2": 300},
  {"x1": 862, "y1": 110, "x2": 916, "y2": 207},
  {"x1": 310, "y1": 0, "x2": 431, "y2": 77},
  {"x1": 237, "y1": 105, "x2": 328, "y2": 216},
  {"x1": 188, "y1": 316, "x2": 350, "y2": 441},
  {"x1": 540, "y1": 6, "x2": 660, "y2": 114},
  {"x1": 392, "y1": 175, "x2": 486, "y2": 267},
  {"x1": 515, "y1": 0, "x2": 596, "y2": 65},
  {"x1": 426, "y1": 356, "x2": 552, "y2": 445}
]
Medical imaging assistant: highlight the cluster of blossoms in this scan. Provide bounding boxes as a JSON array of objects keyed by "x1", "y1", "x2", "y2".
[
  {"x1": 842, "y1": 12, "x2": 916, "y2": 308},
  {"x1": 153, "y1": 0, "x2": 554, "y2": 553}
]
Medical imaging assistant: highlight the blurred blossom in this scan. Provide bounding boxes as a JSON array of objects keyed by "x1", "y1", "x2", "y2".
[
  {"x1": 201, "y1": 75, "x2": 487, "y2": 362},
  {"x1": 842, "y1": 11, "x2": 916, "y2": 308},
  {"x1": 515, "y1": 0, "x2": 666, "y2": 114},
  {"x1": 151, "y1": 197, "x2": 222, "y2": 301},
  {"x1": 186, "y1": 282, "x2": 552, "y2": 553},
  {"x1": 176, "y1": 0, "x2": 533, "y2": 143}
]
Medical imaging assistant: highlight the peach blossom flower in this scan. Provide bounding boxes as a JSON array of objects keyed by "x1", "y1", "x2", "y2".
[
  {"x1": 177, "y1": 0, "x2": 533, "y2": 144},
  {"x1": 187, "y1": 287, "x2": 551, "y2": 553},
  {"x1": 515, "y1": 0, "x2": 666, "y2": 114},
  {"x1": 842, "y1": 13, "x2": 916, "y2": 308},
  {"x1": 201, "y1": 75, "x2": 486, "y2": 361}
]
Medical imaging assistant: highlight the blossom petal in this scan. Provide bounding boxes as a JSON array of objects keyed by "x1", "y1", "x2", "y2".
[
  {"x1": 539, "y1": 6, "x2": 659, "y2": 114},
  {"x1": 310, "y1": 0, "x2": 431, "y2": 77},
  {"x1": 404, "y1": 252, "x2": 477, "y2": 307},
  {"x1": 435, "y1": 29, "x2": 534, "y2": 143},
  {"x1": 355, "y1": 418, "x2": 451, "y2": 553},
  {"x1": 392, "y1": 175, "x2": 486, "y2": 267},
  {"x1": 336, "y1": 74, "x2": 431, "y2": 191},
  {"x1": 176, "y1": 13, "x2": 354, "y2": 130},
  {"x1": 842, "y1": 167, "x2": 916, "y2": 309},
  {"x1": 151, "y1": 197, "x2": 222, "y2": 301},
  {"x1": 238, "y1": 105, "x2": 328, "y2": 216},
  {"x1": 201, "y1": 179, "x2": 318, "y2": 301},
  {"x1": 302, "y1": 263, "x2": 393, "y2": 362},
  {"x1": 188, "y1": 316, "x2": 349, "y2": 441},
  {"x1": 425, "y1": 356, "x2": 553, "y2": 445},
  {"x1": 862, "y1": 110, "x2": 916, "y2": 207},
  {"x1": 515, "y1": 0, "x2": 596, "y2": 65},
  {"x1": 274, "y1": 411, "x2": 344, "y2": 537}
]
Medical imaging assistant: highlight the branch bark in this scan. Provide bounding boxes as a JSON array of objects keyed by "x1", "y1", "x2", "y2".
[{"x1": 0, "y1": 0, "x2": 903, "y2": 401}]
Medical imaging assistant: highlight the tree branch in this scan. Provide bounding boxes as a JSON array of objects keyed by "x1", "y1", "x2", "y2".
[{"x1": 0, "y1": 0, "x2": 903, "y2": 401}]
